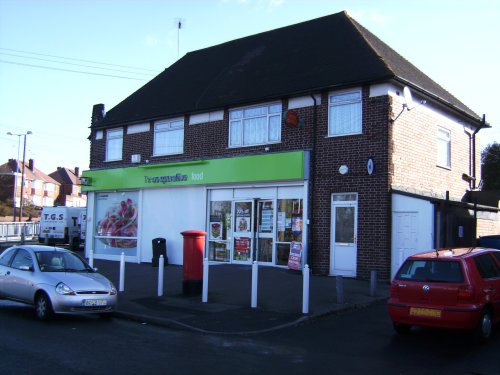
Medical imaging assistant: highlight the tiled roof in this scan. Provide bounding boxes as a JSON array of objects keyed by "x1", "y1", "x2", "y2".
[
  {"x1": 0, "y1": 160, "x2": 59, "y2": 185},
  {"x1": 49, "y1": 167, "x2": 80, "y2": 185},
  {"x1": 96, "y1": 11, "x2": 480, "y2": 128}
]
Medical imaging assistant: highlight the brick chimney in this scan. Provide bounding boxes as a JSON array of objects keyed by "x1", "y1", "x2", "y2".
[
  {"x1": 91, "y1": 104, "x2": 106, "y2": 127},
  {"x1": 75, "y1": 167, "x2": 80, "y2": 177},
  {"x1": 28, "y1": 159, "x2": 34, "y2": 171}
]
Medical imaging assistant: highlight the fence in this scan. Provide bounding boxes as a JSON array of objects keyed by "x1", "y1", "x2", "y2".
[{"x1": 0, "y1": 221, "x2": 40, "y2": 242}]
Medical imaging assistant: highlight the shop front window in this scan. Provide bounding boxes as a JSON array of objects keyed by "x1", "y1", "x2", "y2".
[
  {"x1": 208, "y1": 201, "x2": 232, "y2": 262},
  {"x1": 276, "y1": 199, "x2": 303, "y2": 266},
  {"x1": 94, "y1": 191, "x2": 139, "y2": 257}
]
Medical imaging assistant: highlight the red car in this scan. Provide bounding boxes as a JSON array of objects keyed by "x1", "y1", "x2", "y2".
[{"x1": 388, "y1": 247, "x2": 500, "y2": 341}]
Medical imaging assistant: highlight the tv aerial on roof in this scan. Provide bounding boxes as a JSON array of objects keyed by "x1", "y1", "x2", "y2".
[{"x1": 391, "y1": 86, "x2": 427, "y2": 122}]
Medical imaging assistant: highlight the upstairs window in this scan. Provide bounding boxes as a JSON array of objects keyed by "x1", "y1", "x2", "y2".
[
  {"x1": 154, "y1": 118, "x2": 184, "y2": 156},
  {"x1": 437, "y1": 127, "x2": 451, "y2": 168},
  {"x1": 328, "y1": 89, "x2": 362, "y2": 136},
  {"x1": 229, "y1": 103, "x2": 281, "y2": 147},
  {"x1": 106, "y1": 128, "x2": 123, "y2": 161}
]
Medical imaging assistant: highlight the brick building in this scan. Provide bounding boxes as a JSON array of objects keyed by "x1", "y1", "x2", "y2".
[
  {"x1": 82, "y1": 12, "x2": 497, "y2": 279},
  {"x1": 49, "y1": 167, "x2": 87, "y2": 207},
  {"x1": 0, "y1": 159, "x2": 60, "y2": 213}
]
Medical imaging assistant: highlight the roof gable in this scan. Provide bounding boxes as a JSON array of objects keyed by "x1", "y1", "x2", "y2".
[
  {"x1": 49, "y1": 167, "x2": 80, "y2": 185},
  {"x1": 97, "y1": 11, "x2": 479, "y2": 128}
]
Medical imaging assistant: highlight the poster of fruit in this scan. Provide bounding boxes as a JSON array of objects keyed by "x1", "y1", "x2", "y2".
[{"x1": 95, "y1": 192, "x2": 139, "y2": 255}]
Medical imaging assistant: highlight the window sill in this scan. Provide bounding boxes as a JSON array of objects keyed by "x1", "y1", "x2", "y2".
[
  {"x1": 228, "y1": 141, "x2": 281, "y2": 149},
  {"x1": 152, "y1": 152, "x2": 184, "y2": 157},
  {"x1": 436, "y1": 164, "x2": 451, "y2": 171},
  {"x1": 325, "y1": 132, "x2": 362, "y2": 138}
]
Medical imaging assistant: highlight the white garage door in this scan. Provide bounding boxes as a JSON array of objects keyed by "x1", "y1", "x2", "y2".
[{"x1": 391, "y1": 194, "x2": 434, "y2": 277}]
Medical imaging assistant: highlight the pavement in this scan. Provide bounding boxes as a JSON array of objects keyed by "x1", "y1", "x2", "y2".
[
  {"x1": 93, "y1": 258, "x2": 390, "y2": 335},
  {"x1": 1, "y1": 240, "x2": 390, "y2": 335}
]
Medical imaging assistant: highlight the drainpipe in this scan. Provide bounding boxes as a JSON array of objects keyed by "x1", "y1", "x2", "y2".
[
  {"x1": 471, "y1": 114, "x2": 486, "y2": 241},
  {"x1": 444, "y1": 191, "x2": 449, "y2": 248},
  {"x1": 307, "y1": 94, "x2": 318, "y2": 267},
  {"x1": 471, "y1": 114, "x2": 486, "y2": 190}
]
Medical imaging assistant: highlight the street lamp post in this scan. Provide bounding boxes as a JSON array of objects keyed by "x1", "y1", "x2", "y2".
[{"x1": 7, "y1": 131, "x2": 32, "y2": 222}]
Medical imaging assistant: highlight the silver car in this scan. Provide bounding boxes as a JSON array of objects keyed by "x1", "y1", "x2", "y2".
[{"x1": 0, "y1": 245, "x2": 117, "y2": 320}]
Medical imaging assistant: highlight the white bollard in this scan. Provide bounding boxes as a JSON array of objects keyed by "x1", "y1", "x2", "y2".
[
  {"x1": 88, "y1": 248, "x2": 94, "y2": 268},
  {"x1": 302, "y1": 264, "x2": 310, "y2": 314},
  {"x1": 119, "y1": 252, "x2": 125, "y2": 292},
  {"x1": 157, "y1": 255, "x2": 164, "y2": 296},
  {"x1": 202, "y1": 258, "x2": 209, "y2": 303},
  {"x1": 251, "y1": 261, "x2": 258, "y2": 308}
]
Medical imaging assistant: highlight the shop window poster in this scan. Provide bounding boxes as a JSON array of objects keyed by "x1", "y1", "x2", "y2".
[
  {"x1": 234, "y1": 237, "x2": 250, "y2": 260},
  {"x1": 95, "y1": 192, "x2": 138, "y2": 256},
  {"x1": 260, "y1": 202, "x2": 273, "y2": 232},
  {"x1": 210, "y1": 216, "x2": 223, "y2": 240},
  {"x1": 235, "y1": 202, "x2": 251, "y2": 232}
]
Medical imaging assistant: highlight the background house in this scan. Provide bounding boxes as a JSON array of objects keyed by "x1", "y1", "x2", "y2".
[
  {"x1": 0, "y1": 159, "x2": 86, "y2": 220},
  {"x1": 82, "y1": 11, "x2": 498, "y2": 279},
  {"x1": 49, "y1": 167, "x2": 87, "y2": 207},
  {"x1": 0, "y1": 159, "x2": 60, "y2": 215}
]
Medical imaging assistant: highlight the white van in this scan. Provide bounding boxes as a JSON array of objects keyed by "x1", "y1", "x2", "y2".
[
  {"x1": 78, "y1": 210, "x2": 87, "y2": 243},
  {"x1": 39, "y1": 207, "x2": 86, "y2": 250}
]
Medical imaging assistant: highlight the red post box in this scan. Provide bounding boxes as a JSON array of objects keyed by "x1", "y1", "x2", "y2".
[{"x1": 181, "y1": 229, "x2": 206, "y2": 295}]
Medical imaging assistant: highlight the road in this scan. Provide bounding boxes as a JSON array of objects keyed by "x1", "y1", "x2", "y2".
[{"x1": 0, "y1": 300, "x2": 498, "y2": 375}]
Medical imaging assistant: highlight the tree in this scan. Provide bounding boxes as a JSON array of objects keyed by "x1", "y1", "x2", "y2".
[{"x1": 481, "y1": 142, "x2": 500, "y2": 190}]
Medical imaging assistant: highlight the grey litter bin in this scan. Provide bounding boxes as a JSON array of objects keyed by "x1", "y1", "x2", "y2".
[{"x1": 152, "y1": 237, "x2": 168, "y2": 267}]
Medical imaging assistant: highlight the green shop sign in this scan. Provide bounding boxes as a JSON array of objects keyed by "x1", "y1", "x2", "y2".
[{"x1": 82, "y1": 151, "x2": 306, "y2": 191}]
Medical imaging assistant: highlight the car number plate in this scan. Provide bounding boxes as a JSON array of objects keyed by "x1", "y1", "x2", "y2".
[
  {"x1": 409, "y1": 307, "x2": 441, "y2": 318},
  {"x1": 83, "y1": 299, "x2": 107, "y2": 307}
]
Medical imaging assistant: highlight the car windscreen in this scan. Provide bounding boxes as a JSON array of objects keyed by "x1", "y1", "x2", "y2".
[
  {"x1": 395, "y1": 259, "x2": 464, "y2": 283},
  {"x1": 35, "y1": 251, "x2": 93, "y2": 272}
]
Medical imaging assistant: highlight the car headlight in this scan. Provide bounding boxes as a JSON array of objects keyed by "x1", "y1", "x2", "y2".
[
  {"x1": 56, "y1": 282, "x2": 76, "y2": 296},
  {"x1": 109, "y1": 283, "x2": 117, "y2": 296}
]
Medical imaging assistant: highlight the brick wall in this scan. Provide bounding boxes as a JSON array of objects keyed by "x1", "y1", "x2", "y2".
[
  {"x1": 88, "y1": 85, "x2": 479, "y2": 279},
  {"x1": 390, "y1": 97, "x2": 474, "y2": 201},
  {"x1": 309, "y1": 89, "x2": 392, "y2": 278}
]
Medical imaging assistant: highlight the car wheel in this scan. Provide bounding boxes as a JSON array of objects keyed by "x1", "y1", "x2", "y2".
[
  {"x1": 35, "y1": 292, "x2": 54, "y2": 321},
  {"x1": 393, "y1": 322, "x2": 411, "y2": 335},
  {"x1": 475, "y1": 309, "x2": 492, "y2": 342}
]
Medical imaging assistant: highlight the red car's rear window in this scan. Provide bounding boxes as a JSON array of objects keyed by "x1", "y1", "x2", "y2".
[{"x1": 395, "y1": 259, "x2": 464, "y2": 283}]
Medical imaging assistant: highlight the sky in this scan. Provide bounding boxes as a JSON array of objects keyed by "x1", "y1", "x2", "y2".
[{"x1": 0, "y1": 0, "x2": 499, "y2": 174}]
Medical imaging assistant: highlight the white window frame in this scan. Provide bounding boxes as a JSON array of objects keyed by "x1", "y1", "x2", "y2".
[
  {"x1": 153, "y1": 118, "x2": 184, "y2": 156},
  {"x1": 229, "y1": 102, "x2": 282, "y2": 147},
  {"x1": 328, "y1": 88, "x2": 362, "y2": 137},
  {"x1": 127, "y1": 123, "x2": 150, "y2": 135},
  {"x1": 106, "y1": 128, "x2": 123, "y2": 162},
  {"x1": 437, "y1": 126, "x2": 451, "y2": 168}
]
